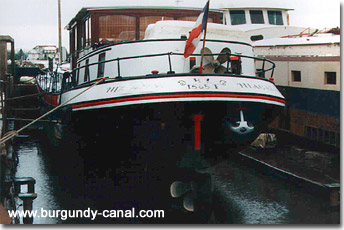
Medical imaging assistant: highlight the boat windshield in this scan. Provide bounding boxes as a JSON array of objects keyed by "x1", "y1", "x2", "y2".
[
  {"x1": 268, "y1": 11, "x2": 283, "y2": 25},
  {"x1": 230, "y1": 10, "x2": 246, "y2": 25}
]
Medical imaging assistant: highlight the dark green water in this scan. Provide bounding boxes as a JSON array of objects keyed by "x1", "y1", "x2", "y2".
[{"x1": 14, "y1": 137, "x2": 339, "y2": 224}]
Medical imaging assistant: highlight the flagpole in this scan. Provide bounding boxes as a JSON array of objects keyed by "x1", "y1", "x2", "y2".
[{"x1": 199, "y1": 0, "x2": 210, "y2": 73}]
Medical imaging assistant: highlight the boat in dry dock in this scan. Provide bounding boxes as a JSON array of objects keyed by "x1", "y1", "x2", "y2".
[{"x1": 36, "y1": 2, "x2": 285, "y2": 162}]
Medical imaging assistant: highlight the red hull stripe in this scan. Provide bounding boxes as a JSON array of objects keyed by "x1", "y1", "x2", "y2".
[{"x1": 71, "y1": 93, "x2": 285, "y2": 109}]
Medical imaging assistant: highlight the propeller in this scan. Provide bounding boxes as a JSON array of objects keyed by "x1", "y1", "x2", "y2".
[
  {"x1": 170, "y1": 181, "x2": 194, "y2": 212},
  {"x1": 170, "y1": 181, "x2": 191, "y2": 198},
  {"x1": 201, "y1": 47, "x2": 231, "y2": 74},
  {"x1": 183, "y1": 193, "x2": 194, "y2": 212}
]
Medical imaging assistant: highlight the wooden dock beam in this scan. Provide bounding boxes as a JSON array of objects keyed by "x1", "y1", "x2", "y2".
[
  {"x1": 0, "y1": 35, "x2": 15, "y2": 137},
  {"x1": 0, "y1": 35, "x2": 15, "y2": 225}
]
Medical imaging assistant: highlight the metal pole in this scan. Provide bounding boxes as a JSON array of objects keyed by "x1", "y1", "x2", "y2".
[
  {"x1": 58, "y1": 0, "x2": 62, "y2": 63},
  {"x1": 0, "y1": 41, "x2": 8, "y2": 136},
  {"x1": 199, "y1": 0, "x2": 210, "y2": 73}
]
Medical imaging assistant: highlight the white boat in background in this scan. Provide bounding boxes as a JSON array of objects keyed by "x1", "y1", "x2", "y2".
[{"x1": 211, "y1": 0, "x2": 340, "y2": 148}]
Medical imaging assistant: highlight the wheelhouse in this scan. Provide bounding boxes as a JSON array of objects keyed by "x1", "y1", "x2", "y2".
[{"x1": 66, "y1": 7, "x2": 222, "y2": 69}]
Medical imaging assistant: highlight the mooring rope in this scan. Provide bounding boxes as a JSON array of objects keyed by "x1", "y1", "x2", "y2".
[{"x1": 0, "y1": 77, "x2": 106, "y2": 144}]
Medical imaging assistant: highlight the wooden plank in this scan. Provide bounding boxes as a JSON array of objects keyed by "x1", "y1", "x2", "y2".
[{"x1": 0, "y1": 41, "x2": 7, "y2": 81}]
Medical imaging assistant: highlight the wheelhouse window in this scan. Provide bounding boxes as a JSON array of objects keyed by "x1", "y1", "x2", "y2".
[
  {"x1": 99, "y1": 15, "x2": 136, "y2": 42},
  {"x1": 84, "y1": 59, "x2": 90, "y2": 82},
  {"x1": 85, "y1": 17, "x2": 92, "y2": 47},
  {"x1": 291, "y1": 70, "x2": 301, "y2": 82},
  {"x1": 230, "y1": 10, "x2": 246, "y2": 25},
  {"x1": 250, "y1": 10, "x2": 264, "y2": 24},
  {"x1": 268, "y1": 11, "x2": 284, "y2": 25},
  {"x1": 98, "y1": 53, "x2": 105, "y2": 78},
  {"x1": 139, "y1": 16, "x2": 173, "y2": 39},
  {"x1": 325, "y1": 72, "x2": 336, "y2": 85}
]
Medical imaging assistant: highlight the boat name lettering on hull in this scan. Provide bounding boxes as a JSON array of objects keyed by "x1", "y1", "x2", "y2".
[
  {"x1": 106, "y1": 87, "x2": 119, "y2": 93},
  {"x1": 178, "y1": 78, "x2": 227, "y2": 90},
  {"x1": 236, "y1": 82, "x2": 274, "y2": 91}
]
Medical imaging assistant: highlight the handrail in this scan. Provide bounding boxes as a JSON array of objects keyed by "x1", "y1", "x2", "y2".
[
  {"x1": 38, "y1": 51, "x2": 276, "y2": 93},
  {"x1": 72, "y1": 51, "x2": 275, "y2": 78}
]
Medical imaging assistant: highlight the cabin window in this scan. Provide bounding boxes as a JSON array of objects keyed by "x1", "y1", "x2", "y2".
[
  {"x1": 80, "y1": 21, "x2": 86, "y2": 48},
  {"x1": 291, "y1": 70, "x2": 301, "y2": 82},
  {"x1": 75, "y1": 27, "x2": 78, "y2": 57},
  {"x1": 99, "y1": 15, "x2": 136, "y2": 43},
  {"x1": 76, "y1": 63, "x2": 80, "y2": 84},
  {"x1": 250, "y1": 10, "x2": 264, "y2": 24},
  {"x1": 84, "y1": 59, "x2": 90, "y2": 82},
  {"x1": 251, "y1": 35, "x2": 264, "y2": 41},
  {"x1": 70, "y1": 28, "x2": 76, "y2": 67},
  {"x1": 230, "y1": 10, "x2": 246, "y2": 25},
  {"x1": 139, "y1": 16, "x2": 173, "y2": 39},
  {"x1": 98, "y1": 53, "x2": 105, "y2": 78},
  {"x1": 85, "y1": 17, "x2": 92, "y2": 47},
  {"x1": 325, "y1": 72, "x2": 336, "y2": 85},
  {"x1": 268, "y1": 11, "x2": 283, "y2": 25}
]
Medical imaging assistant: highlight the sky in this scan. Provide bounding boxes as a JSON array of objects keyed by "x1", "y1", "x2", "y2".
[{"x1": 0, "y1": 0, "x2": 340, "y2": 52}]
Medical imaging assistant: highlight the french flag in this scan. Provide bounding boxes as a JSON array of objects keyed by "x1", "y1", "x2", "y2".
[{"x1": 183, "y1": 1, "x2": 210, "y2": 58}]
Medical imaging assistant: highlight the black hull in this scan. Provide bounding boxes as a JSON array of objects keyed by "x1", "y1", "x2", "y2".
[
  {"x1": 44, "y1": 100, "x2": 282, "y2": 169},
  {"x1": 37, "y1": 99, "x2": 282, "y2": 223}
]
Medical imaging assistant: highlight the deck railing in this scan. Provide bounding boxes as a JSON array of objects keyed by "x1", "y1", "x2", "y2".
[
  {"x1": 75, "y1": 51, "x2": 274, "y2": 77},
  {"x1": 38, "y1": 51, "x2": 275, "y2": 93}
]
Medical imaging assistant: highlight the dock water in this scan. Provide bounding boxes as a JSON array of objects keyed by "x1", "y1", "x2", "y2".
[{"x1": 7, "y1": 130, "x2": 340, "y2": 224}]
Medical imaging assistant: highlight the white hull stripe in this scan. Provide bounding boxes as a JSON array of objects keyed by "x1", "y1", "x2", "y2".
[{"x1": 71, "y1": 93, "x2": 285, "y2": 111}]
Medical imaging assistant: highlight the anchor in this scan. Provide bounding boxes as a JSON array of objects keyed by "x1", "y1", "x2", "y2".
[{"x1": 230, "y1": 109, "x2": 254, "y2": 135}]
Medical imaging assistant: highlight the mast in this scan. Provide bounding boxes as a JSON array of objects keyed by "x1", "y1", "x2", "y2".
[{"x1": 58, "y1": 0, "x2": 62, "y2": 63}]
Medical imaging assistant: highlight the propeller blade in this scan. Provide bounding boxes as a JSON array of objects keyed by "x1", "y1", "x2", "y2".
[
  {"x1": 215, "y1": 65, "x2": 227, "y2": 74},
  {"x1": 217, "y1": 48, "x2": 231, "y2": 64},
  {"x1": 202, "y1": 63, "x2": 215, "y2": 73},
  {"x1": 201, "y1": 47, "x2": 215, "y2": 63},
  {"x1": 170, "y1": 181, "x2": 190, "y2": 198},
  {"x1": 183, "y1": 193, "x2": 194, "y2": 212}
]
